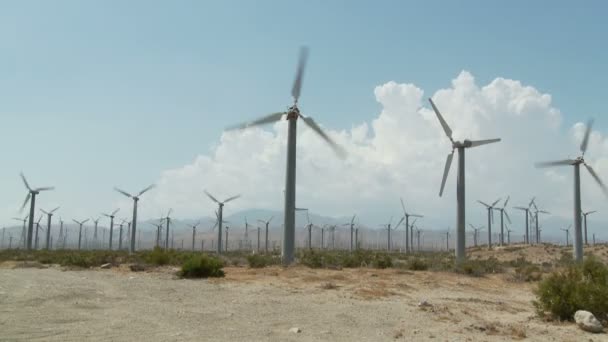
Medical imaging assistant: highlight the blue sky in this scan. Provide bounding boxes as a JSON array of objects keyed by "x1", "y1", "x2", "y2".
[{"x1": 1, "y1": 1, "x2": 607, "y2": 234}]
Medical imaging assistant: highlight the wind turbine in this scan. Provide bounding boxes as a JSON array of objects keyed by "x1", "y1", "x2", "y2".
[
  {"x1": 400, "y1": 198, "x2": 423, "y2": 254},
  {"x1": 341, "y1": 215, "x2": 357, "y2": 252},
  {"x1": 561, "y1": 225, "x2": 572, "y2": 246},
  {"x1": 114, "y1": 184, "x2": 155, "y2": 253},
  {"x1": 535, "y1": 119, "x2": 608, "y2": 261},
  {"x1": 189, "y1": 221, "x2": 201, "y2": 251},
  {"x1": 102, "y1": 208, "x2": 120, "y2": 250},
  {"x1": 469, "y1": 224, "x2": 484, "y2": 247},
  {"x1": 244, "y1": 217, "x2": 250, "y2": 250},
  {"x1": 258, "y1": 216, "x2": 274, "y2": 253},
  {"x1": 445, "y1": 229, "x2": 451, "y2": 251},
  {"x1": 91, "y1": 217, "x2": 100, "y2": 249},
  {"x1": 477, "y1": 198, "x2": 501, "y2": 249},
  {"x1": 530, "y1": 200, "x2": 550, "y2": 244},
  {"x1": 227, "y1": 47, "x2": 346, "y2": 265},
  {"x1": 117, "y1": 219, "x2": 126, "y2": 250},
  {"x1": 73, "y1": 219, "x2": 89, "y2": 250},
  {"x1": 34, "y1": 215, "x2": 43, "y2": 249},
  {"x1": 429, "y1": 99, "x2": 500, "y2": 262},
  {"x1": 150, "y1": 221, "x2": 163, "y2": 248},
  {"x1": 513, "y1": 197, "x2": 535, "y2": 244},
  {"x1": 493, "y1": 196, "x2": 512, "y2": 246},
  {"x1": 162, "y1": 208, "x2": 173, "y2": 251},
  {"x1": 40, "y1": 207, "x2": 59, "y2": 250},
  {"x1": 582, "y1": 210, "x2": 596, "y2": 246},
  {"x1": 19, "y1": 173, "x2": 54, "y2": 250},
  {"x1": 506, "y1": 225, "x2": 512, "y2": 245},
  {"x1": 205, "y1": 190, "x2": 240, "y2": 254}
]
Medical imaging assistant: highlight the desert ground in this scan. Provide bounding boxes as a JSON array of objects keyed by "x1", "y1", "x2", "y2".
[{"x1": 0, "y1": 245, "x2": 606, "y2": 341}]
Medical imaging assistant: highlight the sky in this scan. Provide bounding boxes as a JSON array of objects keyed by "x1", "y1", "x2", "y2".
[{"x1": 1, "y1": 1, "x2": 608, "y2": 241}]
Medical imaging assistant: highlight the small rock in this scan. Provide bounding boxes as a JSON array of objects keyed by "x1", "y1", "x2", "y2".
[
  {"x1": 289, "y1": 327, "x2": 302, "y2": 334},
  {"x1": 100, "y1": 263, "x2": 112, "y2": 269},
  {"x1": 574, "y1": 310, "x2": 604, "y2": 333},
  {"x1": 418, "y1": 299, "x2": 433, "y2": 308}
]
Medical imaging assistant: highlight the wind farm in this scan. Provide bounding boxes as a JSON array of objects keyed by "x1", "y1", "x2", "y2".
[{"x1": 1, "y1": 2, "x2": 608, "y2": 340}]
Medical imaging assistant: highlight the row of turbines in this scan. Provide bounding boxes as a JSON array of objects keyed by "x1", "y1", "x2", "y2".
[{"x1": 5, "y1": 47, "x2": 604, "y2": 265}]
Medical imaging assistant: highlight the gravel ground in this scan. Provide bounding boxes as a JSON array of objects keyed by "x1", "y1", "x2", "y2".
[{"x1": 0, "y1": 263, "x2": 601, "y2": 341}]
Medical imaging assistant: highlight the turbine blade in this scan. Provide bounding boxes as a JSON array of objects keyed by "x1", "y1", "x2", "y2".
[
  {"x1": 535, "y1": 159, "x2": 575, "y2": 167},
  {"x1": 40, "y1": 209, "x2": 49, "y2": 215},
  {"x1": 439, "y1": 151, "x2": 454, "y2": 197},
  {"x1": 400, "y1": 197, "x2": 407, "y2": 216},
  {"x1": 20, "y1": 193, "x2": 31, "y2": 212},
  {"x1": 204, "y1": 190, "x2": 220, "y2": 204},
  {"x1": 112, "y1": 208, "x2": 120, "y2": 216},
  {"x1": 114, "y1": 187, "x2": 133, "y2": 198},
  {"x1": 223, "y1": 194, "x2": 241, "y2": 203},
  {"x1": 477, "y1": 200, "x2": 490, "y2": 208},
  {"x1": 138, "y1": 184, "x2": 155, "y2": 196},
  {"x1": 540, "y1": 210, "x2": 551, "y2": 214},
  {"x1": 469, "y1": 138, "x2": 501, "y2": 148},
  {"x1": 20, "y1": 172, "x2": 32, "y2": 191},
  {"x1": 581, "y1": 119, "x2": 594, "y2": 154},
  {"x1": 584, "y1": 163, "x2": 608, "y2": 197},
  {"x1": 73, "y1": 219, "x2": 80, "y2": 225},
  {"x1": 411, "y1": 214, "x2": 424, "y2": 218},
  {"x1": 513, "y1": 206, "x2": 528, "y2": 211},
  {"x1": 301, "y1": 116, "x2": 346, "y2": 159},
  {"x1": 268, "y1": 216, "x2": 274, "y2": 223},
  {"x1": 226, "y1": 112, "x2": 286, "y2": 131},
  {"x1": 394, "y1": 216, "x2": 405, "y2": 230},
  {"x1": 491, "y1": 198, "x2": 501, "y2": 207},
  {"x1": 82, "y1": 219, "x2": 90, "y2": 224},
  {"x1": 35, "y1": 186, "x2": 55, "y2": 192},
  {"x1": 291, "y1": 46, "x2": 309, "y2": 101},
  {"x1": 504, "y1": 210, "x2": 512, "y2": 224},
  {"x1": 428, "y1": 98, "x2": 453, "y2": 142},
  {"x1": 588, "y1": 210, "x2": 597, "y2": 215},
  {"x1": 102, "y1": 213, "x2": 111, "y2": 218},
  {"x1": 351, "y1": 214, "x2": 356, "y2": 224},
  {"x1": 503, "y1": 195, "x2": 510, "y2": 208},
  {"x1": 50, "y1": 206, "x2": 60, "y2": 213}
]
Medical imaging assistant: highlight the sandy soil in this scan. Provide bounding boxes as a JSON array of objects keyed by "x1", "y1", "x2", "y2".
[{"x1": 0, "y1": 258, "x2": 604, "y2": 342}]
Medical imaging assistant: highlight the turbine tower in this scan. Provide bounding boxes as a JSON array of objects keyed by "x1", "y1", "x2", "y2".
[
  {"x1": 530, "y1": 200, "x2": 550, "y2": 244},
  {"x1": 91, "y1": 217, "x2": 100, "y2": 248},
  {"x1": 535, "y1": 119, "x2": 608, "y2": 262},
  {"x1": 189, "y1": 221, "x2": 201, "y2": 251},
  {"x1": 258, "y1": 216, "x2": 274, "y2": 253},
  {"x1": 19, "y1": 173, "x2": 54, "y2": 250},
  {"x1": 40, "y1": 207, "x2": 59, "y2": 250},
  {"x1": 162, "y1": 208, "x2": 173, "y2": 251},
  {"x1": 513, "y1": 197, "x2": 535, "y2": 244},
  {"x1": 469, "y1": 224, "x2": 484, "y2": 247},
  {"x1": 400, "y1": 198, "x2": 423, "y2": 254},
  {"x1": 12, "y1": 216, "x2": 27, "y2": 249},
  {"x1": 226, "y1": 47, "x2": 346, "y2": 265},
  {"x1": 429, "y1": 99, "x2": 501, "y2": 263},
  {"x1": 342, "y1": 215, "x2": 357, "y2": 252},
  {"x1": 102, "y1": 208, "x2": 120, "y2": 250},
  {"x1": 114, "y1": 184, "x2": 155, "y2": 254},
  {"x1": 561, "y1": 225, "x2": 572, "y2": 246},
  {"x1": 477, "y1": 198, "x2": 501, "y2": 249},
  {"x1": 493, "y1": 196, "x2": 512, "y2": 246},
  {"x1": 582, "y1": 210, "x2": 596, "y2": 246},
  {"x1": 73, "y1": 219, "x2": 89, "y2": 250},
  {"x1": 205, "y1": 190, "x2": 240, "y2": 254}
]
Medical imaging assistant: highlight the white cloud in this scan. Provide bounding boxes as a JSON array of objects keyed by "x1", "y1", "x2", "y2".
[{"x1": 134, "y1": 71, "x2": 608, "y2": 239}]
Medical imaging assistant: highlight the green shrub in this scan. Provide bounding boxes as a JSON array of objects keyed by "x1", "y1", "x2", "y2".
[
  {"x1": 144, "y1": 247, "x2": 170, "y2": 266},
  {"x1": 534, "y1": 257, "x2": 608, "y2": 320},
  {"x1": 455, "y1": 257, "x2": 503, "y2": 277},
  {"x1": 372, "y1": 253, "x2": 393, "y2": 269},
  {"x1": 407, "y1": 258, "x2": 428, "y2": 271},
  {"x1": 247, "y1": 254, "x2": 280, "y2": 268},
  {"x1": 513, "y1": 264, "x2": 543, "y2": 282},
  {"x1": 179, "y1": 255, "x2": 225, "y2": 278}
]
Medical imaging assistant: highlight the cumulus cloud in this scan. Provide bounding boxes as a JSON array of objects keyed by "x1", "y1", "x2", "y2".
[{"x1": 133, "y1": 71, "x2": 608, "y2": 238}]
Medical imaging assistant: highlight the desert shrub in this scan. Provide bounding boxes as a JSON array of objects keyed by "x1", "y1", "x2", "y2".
[
  {"x1": 407, "y1": 258, "x2": 428, "y2": 271},
  {"x1": 533, "y1": 257, "x2": 608, "y2": 320},
  {"x1": 513, "y1": 264, "x2": 543, "y2": 282},
  {"x1": 299, "y1": 250, "x2": 324, "y2": 268},
  {"x1": 247, "y1": 254, "x2": 280, "y2": 268},
  {"x1": 179, "y1": 255, "x2": 225, "y2": 278},
  {"x1": 144, "y1": 247, "x2": 170, "y2": 266},
  {"x1": 455, "y1": 257, "x2": 503, "y2": 277},
  {"x1": 372, "y1": 253, "x2": 393, "y2": 269}
]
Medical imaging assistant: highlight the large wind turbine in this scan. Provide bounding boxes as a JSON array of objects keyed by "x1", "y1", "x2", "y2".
[
  {"x1": 561, "y1": 225, "x2": 572, "y2": 246},
  {"x1": 73, "y1": 219, "x2": 89, "y2": 250},
  {"x1": 341, "y1": 215, "x2": 357, "y2": 252},
  {"x1": 477, "y1": 198, "x2": 501, "y2": 249},
  {"x1": 34, "y1": 215, "x2": 43, "y2": 249},
  {"x1": 91, "y1": 217, "x2": 100, "y2": 249},
  {"x1": 114, "y1": 184, "x2": 155, "y2": 253},
  {"x1": 226, "y1": 47, "x2": 346, "y2": 265},
  {"x1": 19, "y1": 173, "x2": 54, "y2": 250},
  {"x1": 582, "y1": 210, "x2": 596, "y2": 246},
  {"x1": 400, "y1": 198, "x2": 423, "y2": 254},
  {"x1": 40, "y1": 207, "x2": 59, "y2": 250},
  {"x1": 102, "y1": 208, "x2": 120, "y2": 250},
  {"x1": 205, "y1": 190, "x2": 240, "y2": 254},
  {"x1": 162, "y1": 208, "x2": 173, "y2": 251},
  {"x1": 469, "y1": 224, "x2": 484, "y2": 247},
  {"x1": 530, "y1": 199, "x2": 550, "y2": 244},
  {"x1": 189, "y1": 221, "x2": 201, "y2": 251},
  {"x1": 535, "y1": 119, "x2": 608, "y2": 262},
  {"x1": 429, "y1": 99, "x2": 501, "y2": 262},
  {"x1": 513, "y1": 197, "x2": 535, "y2": 244},
  {"x1": 12, "y1": 216, "x2": 27, "y2": 249}
]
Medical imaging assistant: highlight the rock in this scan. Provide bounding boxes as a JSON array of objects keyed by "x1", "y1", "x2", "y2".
[
  {"x1": 289, "y1": 327, "x2": 302, "y2": 334},
  {"x1": 129, "y1": 264, "x2": 147, "y2": 272},
  {"x1": 574, "y1": 310, "x2": 604, "y2": 333},
  {"x1": 100, "y1": 263, "x2": 112, "y2": 269},
  {"x1": 418, "y1": 299, "x2": 433, "y2": 308}
]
